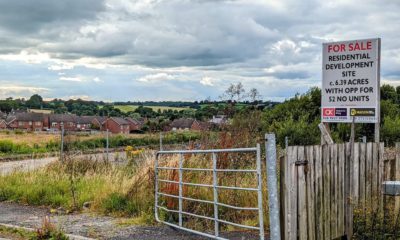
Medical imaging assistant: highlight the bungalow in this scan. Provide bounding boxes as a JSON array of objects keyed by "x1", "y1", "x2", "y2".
[
  {"x1": 49, "y1": 114, "x2": 76, "y2": 131},
  {"x1": 104, "y1": 117, "x2": 130, "y2": 134},
  {"x1": 125, "y1": 117, "x2": 143, "y2": 132},
  {"x1": 169, "y1": 118, "x2": 209, "y2": 131},
  {"x1": 5, "y1": 113, "x2": 46, "y2": 131}
]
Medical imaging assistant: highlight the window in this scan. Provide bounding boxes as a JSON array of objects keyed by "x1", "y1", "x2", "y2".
[
  {"x1": 29, "y1": 121, "x2": 32, "y2": 126},
  {"x1": 52, "y1": 122, "x2": 57, "y2": 127},
  {"x1": 35, "y1": 121, "x2": 41, "y2": 126},
  {"x1": 69, "y1": 122, "x2": 74, "y2": 127},
  {"x1": 18, "y1": 122, "x2": 24, "y2": 126}
]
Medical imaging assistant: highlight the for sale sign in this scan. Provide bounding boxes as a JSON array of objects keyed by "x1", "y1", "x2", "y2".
[{"x1": 321, "y1": 38, "x2": 380, "y2": 123}]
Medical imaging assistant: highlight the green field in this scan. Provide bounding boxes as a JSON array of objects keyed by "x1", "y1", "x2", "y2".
[{"x1": 114, "y1": 105, "x2": 189, "y2": 113}]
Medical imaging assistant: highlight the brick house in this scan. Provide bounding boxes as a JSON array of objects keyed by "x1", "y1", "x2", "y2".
[
  {"x1": 125, "y1": 117, "x2": 143, "y2": 132},
  {"x1": 169, "y1": 118, "x2": 209, "y2": 131},
  {"x1": 5, "y1": 113, "x2": 46, "y2": 131},
  {"x1": 0, "y1": 119, "x2": 6, "y2": 129},
  {"x1": 49, "y1": 114, "x2": 77, "y2": 131},
  {"x1": 104, "y1": 117, "x2": 130, "y2": 134},
  {"x1": 91, "y1": 116, "x2": 107, "y2": 130},
  {"x1": 75, "y1": 116, "x2": 95, "y2": 131}
]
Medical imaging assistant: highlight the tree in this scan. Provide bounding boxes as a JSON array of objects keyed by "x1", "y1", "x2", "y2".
[
  {"x1": 26, "y1": 94, "x2": 43, "y2": 109},
  {"x1": 248, "y1": 88, "x2": 261, "y2": 102},
  {"x1": 220, "y1": 82, "x2": 246, "y2": 102}
]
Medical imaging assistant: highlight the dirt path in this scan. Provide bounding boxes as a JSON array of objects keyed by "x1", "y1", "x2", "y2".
[
  {"x1": 0, "y1": 152, "x2": 126, "y2": 175},
  {"x1": 0, "y1": 202, "x2": 263, "y2": 240}
]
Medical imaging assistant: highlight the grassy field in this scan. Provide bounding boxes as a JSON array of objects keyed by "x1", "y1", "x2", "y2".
[
  {"x1": 0, "y1": 131, "x2": 201, "y2": 157},
  {"x1": 114, "y1": 105, "x2": 189, "y2": 113}
]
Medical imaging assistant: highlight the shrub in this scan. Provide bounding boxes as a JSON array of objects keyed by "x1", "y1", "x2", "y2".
[{"x1": 0, "y1": 140, "x2": 14, "y2": 153}]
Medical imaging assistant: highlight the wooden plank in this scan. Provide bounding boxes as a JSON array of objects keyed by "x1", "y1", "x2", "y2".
[
  {"x1": 330, "y1": 144, "x2": 338, "y2": 238},
  {"x1": 323, "y1": 144, "x2": 331, "y2": 239},
  {"x1": 353, "y1": 143, "x2": 360, "y2": 204},
  {"x1": 359, "y1": 143, "x2": 366, "y2": 206},
  {"x1": 315, "y1": 145, "x2": 324, "y2": 240},
  {"x1": 297, "y1": 146, "x2": 307, "y2": 240},
  {"x1": 365, "y1": 142, "x2": 373, "y2": 205},
  {"x1": 285, "y1": 146, "x2": 293, "y2": 240},
  {"x1": 378, "y1": 142, "x2": 384, "y2": 215},
  {"x1": 288, "y1": 146, "x2": 298, "y2": 240},
  {"x1": 338, "y1": 143, "x2": 345, "y2": 236},
  {"x1": 306, "y1": 146, "x2": 316, "y2": 240},
  {"x1": 344, "y1": 142, "x2": 353, "y2": 238},
  {"x1": 372, "y1": 143, "x2": 379, "y2": 199},
  {"x1": 279, "y1": 155, "x2": 286, "y2": 240},
  {"x1": 319, "y1": 123, "x2": 334, "y2": 144},
  {"x1": 395, "y1": 143, "x2": 400, "y2": 216}
]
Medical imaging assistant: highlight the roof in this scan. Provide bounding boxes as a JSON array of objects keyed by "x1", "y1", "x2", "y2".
[
  {"x1": 125, "y1": 117, "x2": 143, "y2": 125},
  {"x1": 49, "y1": 114, "x2": 76, "y2": 122},
  {"x1": 0, "y1": 112, "x2": 7, "y2": 119},
  {"x1": 110, "y1": 117, "x2": 129, "y2": 125},
  {"x1": 75, "y1": 116, "x2": 95, "y2": 124},
  {"x1": 7, "y1": 112, "x2": 44, "y2": 122},
  {"x1": 93, "y1": 116, "x2": 107, "y2": 124},
  {"x1": 170, "y1": 118, "x2": 195, "y2": 129}
]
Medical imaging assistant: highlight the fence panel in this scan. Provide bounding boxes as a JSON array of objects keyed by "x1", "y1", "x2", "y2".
[{"x1": 281, "y1": 142, "x2": 392, "y2": 240}]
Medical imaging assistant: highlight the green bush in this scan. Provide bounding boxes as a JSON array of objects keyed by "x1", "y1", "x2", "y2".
[{"x1": 0, "y1": 140, "x2": 14, "y2": 153}]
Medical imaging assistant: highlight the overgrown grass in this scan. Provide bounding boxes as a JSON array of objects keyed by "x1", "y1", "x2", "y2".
[
  {"x1": 0, "y1": 144, "x2": 267, "y2": 232},
  {"x1": 0, "y1": 225, "x2": 35, "y2": 239},
  {"x1": 0, "y1": 151, "x2": 155, "y2": 224},
  {"x1": 353, "y1": 199, "x2": 400, "y2": 239},
  {"x1": 0, "y1": 131, "x2": 201, "y2": 157}
]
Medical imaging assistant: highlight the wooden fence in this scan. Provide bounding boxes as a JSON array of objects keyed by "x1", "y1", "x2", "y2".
[{"x1": 280, "y1": 142, "x2": 399, "y2": 240}]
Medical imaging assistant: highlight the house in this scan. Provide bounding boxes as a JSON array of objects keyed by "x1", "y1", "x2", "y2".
[
  {"x1": 192, "y1": 121, "x2": 211, "y2": 131},
  {"x1": 0, "y1": 119, "x2": 6, "y2": 129},
  {"x1": 75, "y1": 116, "x2": 95, "y2": 131},
  {"x1": 125, "y1": 117, "x2": 143, "y2": 132},
  {"x1": 49, "y1": 114, "x2": 77, "y2": 131},
  {"x1": 209, "y1": 115, "x2": 228, "y2": 125},
  {"x1": 169, "y1": 118, "x2": 209, "y2": 131},
  {"x1": 5, "y1": 113, "x2": 46, "y2": 131},
  {"x1": 104, "y1": 117, "x2": 130, "y2": 134},
  {"x1": 91, "y1": 116, "x2": 107, "y2": 130}
]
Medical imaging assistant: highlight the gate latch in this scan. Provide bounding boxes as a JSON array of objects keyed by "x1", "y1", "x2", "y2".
[{"x1": 295, "y1": 160, "x2": 308, "y2": 166}]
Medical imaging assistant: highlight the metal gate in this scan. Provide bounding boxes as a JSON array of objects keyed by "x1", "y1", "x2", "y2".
[{"x1": 155, "y1": 145, "x2": 265, "y2": 240}]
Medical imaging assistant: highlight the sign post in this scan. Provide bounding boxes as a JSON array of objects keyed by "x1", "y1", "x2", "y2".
[{"x1": 321, "y1": 38, "x2": 381, "y2": 142}]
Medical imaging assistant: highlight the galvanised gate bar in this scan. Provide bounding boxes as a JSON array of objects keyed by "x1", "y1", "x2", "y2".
[{"x1": 155, "y1": 145, "x2": 265, "y2": 240}]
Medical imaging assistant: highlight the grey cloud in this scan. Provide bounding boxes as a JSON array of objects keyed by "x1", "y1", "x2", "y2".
[{"x1": 0, "y1": 0, "x2": 105, "y2": 33}]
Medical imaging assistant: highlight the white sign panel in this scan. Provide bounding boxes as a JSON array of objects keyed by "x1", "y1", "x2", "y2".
[{"x1": 322, "y1": 38, "x2": 380, "y2": 123}]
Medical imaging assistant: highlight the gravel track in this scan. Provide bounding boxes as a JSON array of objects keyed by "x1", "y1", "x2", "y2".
[{"x1": 0, "y1": 202, "x2": 264, "y2": 239}]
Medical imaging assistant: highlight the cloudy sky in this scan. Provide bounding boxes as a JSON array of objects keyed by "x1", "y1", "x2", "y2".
[{"x1": 0, "y1": 0, "x2": 399, "y2": 102}]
